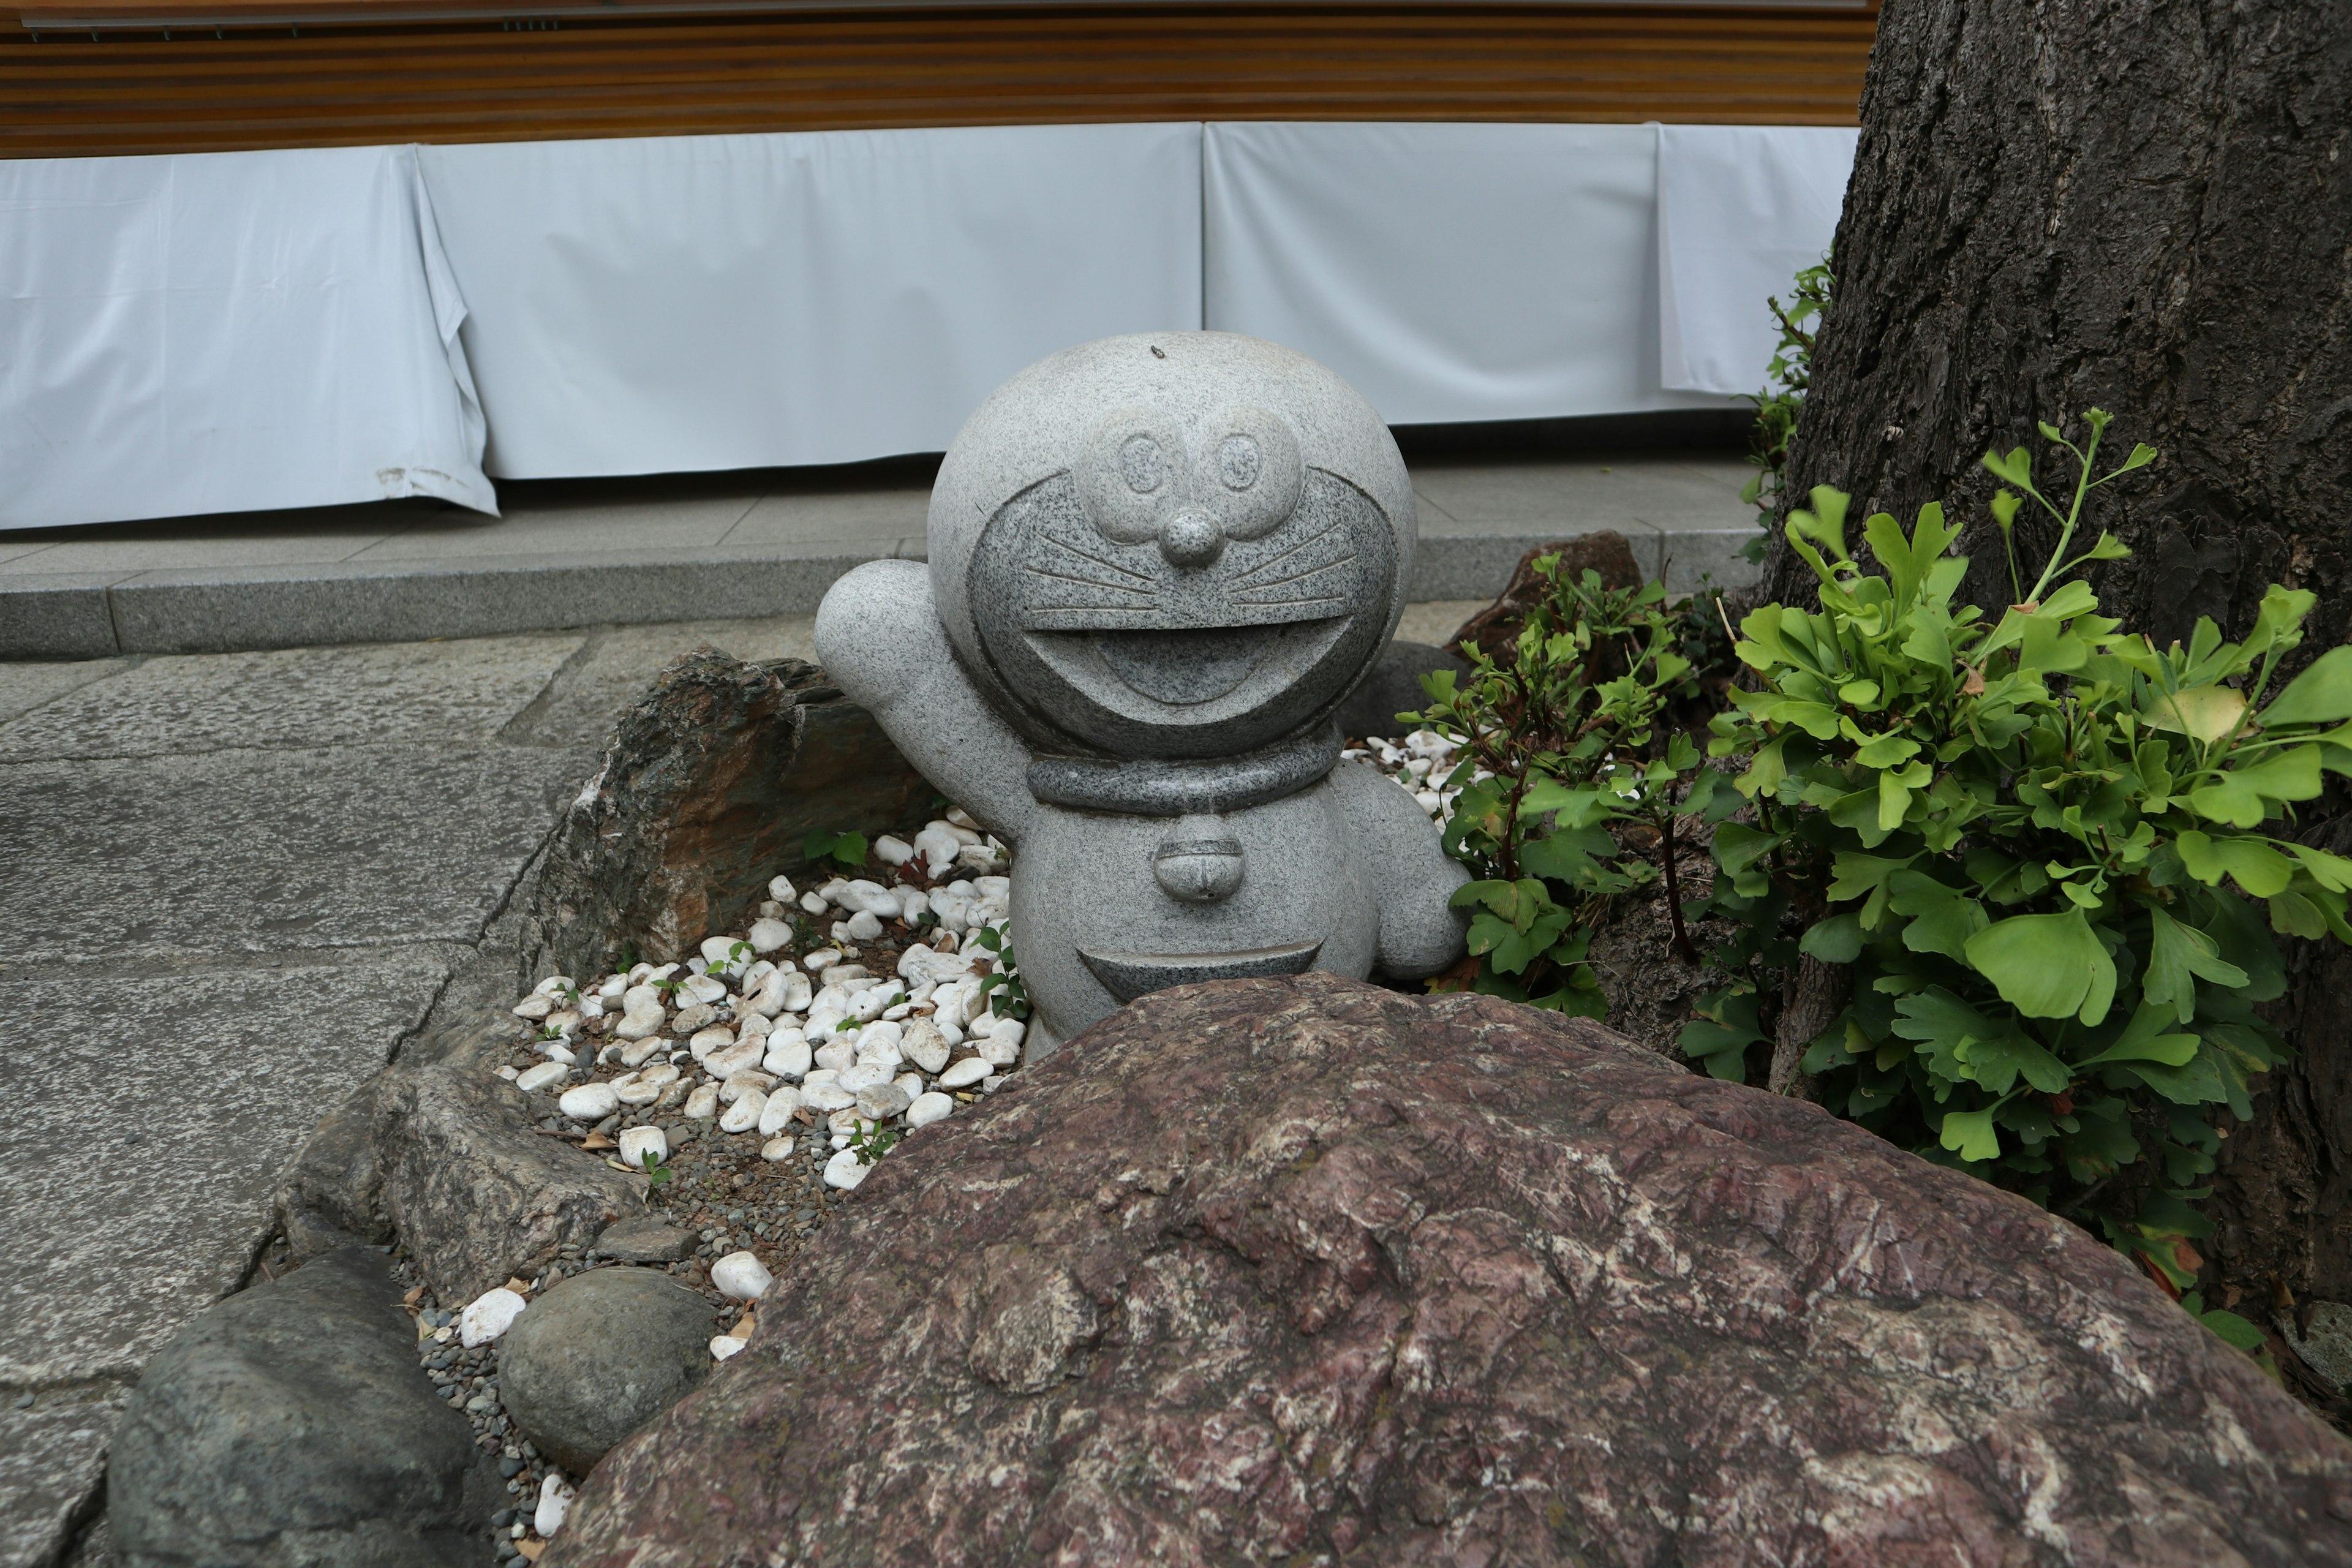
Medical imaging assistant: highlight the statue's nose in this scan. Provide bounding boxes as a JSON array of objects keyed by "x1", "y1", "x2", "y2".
[{"x1": 1159, "y1": 508, "x2": 1226, "y2": 568}]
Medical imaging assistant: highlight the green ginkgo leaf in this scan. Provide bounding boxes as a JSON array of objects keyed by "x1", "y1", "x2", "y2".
[{"x1": 1964, "y1": 910, "x2": 2117, "y2": 1024}]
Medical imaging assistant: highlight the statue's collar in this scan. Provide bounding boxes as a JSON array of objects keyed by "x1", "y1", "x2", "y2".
[{"x1": 1026, "y1": 725, "x2": 1340, "y2": 817}]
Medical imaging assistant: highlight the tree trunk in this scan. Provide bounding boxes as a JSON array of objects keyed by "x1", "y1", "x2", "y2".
[{"x1": 1773, "y1": 1, "x2": 2352, "y2": 1313}]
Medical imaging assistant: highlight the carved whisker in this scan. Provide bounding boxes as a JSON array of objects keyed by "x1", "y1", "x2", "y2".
[
  {"x1": 1233, "y1": 552, "x2": 1356, "y2": 592},
  {"x1": 1039, "y1": 533, "x2": 1158, "y2": 584},
  {"x1": 1228, "y1": 523, "x2": 1341, "y2": 582},
  {"x1": 1023, "y1": 563, "x2": 1159, "y2": 597}
]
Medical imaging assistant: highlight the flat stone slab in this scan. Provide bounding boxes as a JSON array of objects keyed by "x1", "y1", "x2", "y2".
[
  {"x1": 0, "y1": 744, "x2": 573, "y2": 963},
  {"x1": 0, "y1": 1395, "x2": 123, "y2": 1568},
  {"x1": 0, "y1": 658, "x2": 132, "y2": 728},
  {"x1": 500, "y1": 616, "x2": 817, "y2": 749},
  {"x1": 0, "y1": 944, "x2": 466, "y2": 1388},
  {"x1": 0, "y1": 633, "x2": 582, "y2": 763}
]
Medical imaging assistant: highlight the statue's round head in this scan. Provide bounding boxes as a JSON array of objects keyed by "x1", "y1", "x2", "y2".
[{"x1": 929, "y1": 333, "x2": 1414, "y2": 760}]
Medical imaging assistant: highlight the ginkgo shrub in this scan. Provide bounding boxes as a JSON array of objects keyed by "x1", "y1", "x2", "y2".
[{"x1": 1680, "y1": 411, "x2": 2352, "y2": 1316}]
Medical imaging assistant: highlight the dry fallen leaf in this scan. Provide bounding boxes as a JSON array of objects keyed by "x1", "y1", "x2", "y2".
[
  {"x1": 731, "y1": 1312, "x2": 756, "y2": 1339},
  {"x1": 505, "y1": 1276, "x2": 533, "y2": 1297},
  {"x1": 517, "y1": 1542, "x2": 544, "y2": 1562},
  {"x1": 402, "y1": 1285, "x2": 424, "y2": 1308},
  {"x1": 580, "y1": 1132, "x2": 617, "y2": 1151}
]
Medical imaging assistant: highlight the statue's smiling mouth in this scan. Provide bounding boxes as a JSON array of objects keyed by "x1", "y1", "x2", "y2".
[{"x1": 1084, "y1": 622, "x2": 1341, "y2": 705}]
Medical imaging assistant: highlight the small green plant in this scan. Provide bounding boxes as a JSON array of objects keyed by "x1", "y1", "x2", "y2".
[
  {"x1": 650, "y1": 974, "x2": 688, "y2": 1001},
  {"x1": 638, "y1": 1149, "x2": 673, "y2": 1188},
  {"x1": 1740, "y1": 262, "x2": 1834, "y2": 563},
  {"x1": 533, "y1": 1023, "x2": 566, "y2": 1043},
  {"x1": 1684, "y1": 410, "x2": 2352, "y2": 1292},
  {"x1": 847, "y1": 1118, "x2": 902, "y2": 1166},
  {"x1": 1408, "y1": 559, "x2": 1707, "y2": 1016},
  {"x1": 805, "y1": 829, "x2": 870, "y2": 870},
  {"x1": 971, "y1": 925, "x2": 1030, "y2": 1022},
  {"x1": 707, "y1": 938, "x2": 753, "y2": 978}
]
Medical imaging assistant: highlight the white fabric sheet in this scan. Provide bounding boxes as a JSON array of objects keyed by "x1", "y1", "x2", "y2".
[
  {"x1": 1656, "y1": 124, "x2": 1858, "y2": 396},
  {"x1": 418, "y1": 124, "x2": 1204, "y2": 479},
  {"x1": 0, "y1": 143, "x2": 491, "y2": 530},
  {"x1": 1202, "y1": 121, "x2": 1738, "y2": 427}
]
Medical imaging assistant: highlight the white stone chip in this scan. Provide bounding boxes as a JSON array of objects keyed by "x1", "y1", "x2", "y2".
[
  {"x1": 856, "y1": 1081, "x2": 912, "y2": 1119},
  {"x1": 800, "y1": 1080, "x2": 857, "y2": 1112},
  {"x1": 511, "y1": 994, "x2": 555, "y2": 1020},
  {"x1": 710, "y1": 1334, "x2": 747, "y2": 1361},
  {"x1": 459, "y1": 1287, "x2": 527, "y2": 1348},
  {"x1": 937, "y1": 1058, "x2": 990, "y2": 1090},
  {"x1": 613, "y1": 985, "x2": 665, "y2": 1041},
  {"x1": 799, "y1": 891, "x2": 829, "y2": 916},
  {"x1": 618, "y1": 1036, "x2": 668, "y2": 1069},
  {"x1": 906, "y1": 1091, "x2": 954, "y2": 1128},
  {"x1": 757, "y1": 1086, "x2": 802, "y2": 1136},
  {"x1": 823, "y1": 1148, "x2": 872, "y2": 1189},
  {"x1": 899, "y1": 1020, "x2": 951, "y2": 1074},
  {"x1": 763, "y1": 1036, "x2": 813, "y2": 1080},
  {"x1": 617, "y1": 1125, "x2": 668, "y2": 1168},
  {"x1": 874, "y1": 834, "x2": 914, "y2": 866},
  {"x1": 558, "y1": 1083, "x2": 619, "y2": 1121},
  {"x1": 843, "y1": 910, "x2": 884, "y2": 941},
  {"x1": 712, "y1": 1250, "x2": 774, "y2": 1300},
  {"x1": 719, "y1": 1088, "x2": 766, "y2": 1133},
  {"x1": 747, "y1": 917, "x2": 794, "y2": 954},
  {"x1": 684, "y1": 1084, "x2": 720, "y2": 1120},
  {"x1": 534, "y1": 1472, "x2": 576, "y2": 1539},
  {"x1": 514, "y1": 1063, "x2": 569, "y2": 1094},
  {"x1": 761, "y1": 1134, "x2": 797, "y2": 1162},
  {"x1": 683, "y1": 974, "x2": 728, "y2": 1005}
]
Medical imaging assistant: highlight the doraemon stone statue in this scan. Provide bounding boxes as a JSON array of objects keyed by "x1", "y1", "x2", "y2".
[{"x1": 814, "y1": 332, "x2": 1468, "y2": 1056}]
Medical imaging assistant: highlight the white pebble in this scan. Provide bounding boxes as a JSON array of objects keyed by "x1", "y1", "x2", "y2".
[
  {"x1": 559, "y1": 1083, "x2": 619, "y2": 1121},
  {"x1": 823, "y1": 1148, "x2": 871, "y2": 1190},
  {"x1": 712, "y1": 1250, "x2": 774, "y2": 1300},
  {"x1": 843, "y1": 910, "x2": 884, "y2": 941},
  {"x1": 900, "y1": 1020, "x2": 950, "y2": 1074},
  {"x1": 763, "y1": 1036, "x2": 812, "y2": 1080},
  {"x1": 914, "y1": 824, "x2": 963, "y2": 875},
  {"x1": 710, "y1": 1334, "x2": 747, "y2": 1361},
  {"x1": 812, "y1": 1039, "x2": 855, "y2": 1073},
  {"x1": 856, "y1": 1082, "x2": 911, "y2": 1119},
  {"x1": 937, "y1": 1058, "x2": 990, "y2": 1090},
  {"x1": 874, "y1": 834, "x2": 914, "y2": 866},
  {"x1": 684, "y1": 1084, "x2": 719, "y2": 1120},
  {"x1": 757, "y1": 1087, "x2": 802, "y2": 1135},
  {"x1": 704, "y1": 1039, "x2": 764, "y2": 1079},
  {"x1": 747, "y1": 918, "x2": 793, "y2": 954},
  {"x1": 977, "y1": 1033, "x2": 1022, "y2": 1068},
  {"x1": 617, "y1": 1125, "x2": 668, "y2": 1168},
  {"x1": 460, "y1": 1287, "x2": 527, "y2": 1348},
  {"x1": 700, "y1": 935, "x2": 745, "y2": 971},
  {"x1": 803, "y1": 948, "x2": 843, "y2": 971},
  {"x1": 683, "y1": 974, "x2": 728, "y2": 1006},
  {"x1": 719, "y1": 1088, "x2": 766, "y2": 1133},
  {"x1": 511, "y1": 994, "x2": 554, "y2": 1020},
  {"x1": 768, "y1": 875, "x2": 797, "y2": 903},
  {"x1": 799, "y1": 891, "x2": 828, "y2": 916},
  {"x1": 761, "y1": 1135, "x2": 796, "y2": 1162},
  {"x1": 514, "y1": 1062, "x2": 569, "y2": 1094},
  {"x1": 613, "y1": 1073, "x2": 659, "y2": 1106},
  {"x1": 837, "y1": 1060, "x2": 894, "y2": 1093},
  {"x1": 496, "y1": 1065, "x2": 521, "y2": 1082},
  {"x1": 618, "y1": 1036, "x2": 668, "y2": 1069},
  {"x1": 597, "y1": 975, "x2": 627, "y2": 1000},
  {"x1": 612, "y1": 986, "x2": 665, "y2": 1041},
  {"x1": 800, "y1": 1080, "x2": 856, "y2": 1112},
  {"x1": 906, "y1": 1091, "x2": 954, "y2": 1128},
  {"x1": 534, "y1": 1472, "x2": 575, "y2": 1538}
]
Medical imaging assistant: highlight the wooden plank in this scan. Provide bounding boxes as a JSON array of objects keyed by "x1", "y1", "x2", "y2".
[{"x1": 0, "y1": 4, "x2": 1875, "y2": 159}]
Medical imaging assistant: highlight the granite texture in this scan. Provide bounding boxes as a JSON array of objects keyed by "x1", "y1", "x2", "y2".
[
  {"x1": 0, "y1": 1398, "x2": 122, "y2": 1568},
  {"x1": 0, "y1": 945, "x2": 468, "y2": 1390},
  {"x1": 551, "y1": 974, "x2": 2352, "y2": 1567},
  {"x1": 817, "y1": 334, "x2": 1467, "y2": 1049}
]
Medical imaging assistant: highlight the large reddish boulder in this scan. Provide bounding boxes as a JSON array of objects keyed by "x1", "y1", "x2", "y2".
[{"x1": 549, "y1": 974, "x2": 2352, "y2": 1567}]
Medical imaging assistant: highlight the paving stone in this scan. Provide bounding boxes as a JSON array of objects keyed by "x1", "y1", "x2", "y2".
[
  {"x1": 0, "y1": 744, "x2": 574, "y2": 962},
  {"x1": 0, "y1": 945, "x2": 468, "y2": 1389},
  {"x1": 0, "y1": 1395, "x2": 124, "y2": 1568},
  {"x1": 0, "y1": 633, "x2": 581, "y2": 762},
  {"x1": 500, "y1": 616, "x2": 818, "y2": 750},
  {"x1": 0, "y1": 658, "x2": 134, "y2": 727}
]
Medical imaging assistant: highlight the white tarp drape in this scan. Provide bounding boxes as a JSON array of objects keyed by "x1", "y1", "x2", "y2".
[
  {"x1": 1656, "y1": 123, "x2": 1859, "y2": 396},
  {"x1": 1203, "y1": 121, "x2": 1739, "y2": 427},
  {"x1": 3, "y1": 122, "x2": 1856, "y2": 530},
  {"x1": 417, "y1": 123, "x2": 1205, "y2": 479},
  {"x1": 0, "y1": 143, "x2": 493, "y2": 530}
]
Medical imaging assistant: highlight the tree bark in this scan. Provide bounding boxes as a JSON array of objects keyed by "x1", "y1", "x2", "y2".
[{"x1": 1772, "y1": 0, "x2": 2352, "y2": 1313}]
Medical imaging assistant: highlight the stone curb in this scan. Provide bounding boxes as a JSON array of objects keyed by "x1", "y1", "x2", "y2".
[{"x1": 0, "y1": 530, "x2": 1760, "y2": 660}]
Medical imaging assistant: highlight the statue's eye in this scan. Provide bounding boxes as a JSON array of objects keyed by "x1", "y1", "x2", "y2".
[
  {"x1": 1217, "y1": 435, "x2": 1262, "y2": 491},
  {"x1": 1120, "y1": 435, "x2": 1167, "y2": 495}
]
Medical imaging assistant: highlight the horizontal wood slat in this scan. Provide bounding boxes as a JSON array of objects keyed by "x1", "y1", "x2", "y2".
[{"x1": 0, "y1": 4, "x2": 1875, "y2": 160}]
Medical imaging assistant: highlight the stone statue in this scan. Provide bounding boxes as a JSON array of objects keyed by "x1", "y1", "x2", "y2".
[{"x1": 815, "y1": 332, "x2": 1468, "y2": 1054}]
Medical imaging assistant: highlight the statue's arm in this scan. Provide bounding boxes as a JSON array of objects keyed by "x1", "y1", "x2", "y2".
[
  {"x1": 813, "y1": 560, "x2": 1040, "y2": 846},
  {"x1": 1327, "y1": 758, "x2": 1469, "y2": 977}
]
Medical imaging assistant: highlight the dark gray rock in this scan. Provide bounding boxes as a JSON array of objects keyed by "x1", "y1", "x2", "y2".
[
  {"x1": 110, "y1": 1246, "x2": 494, "y2": 1568},
  {"x1": 374, "y1": 1062, "x2": 644, "y2": 1304},
  {"x1": 1336, "y1": 639, "x2": 1470, "y2": 741},
  {"x1": 526, "y1": 653, "x2": 928, "y2": 977},
  {"x1": 497, "y1": 1268, "x2": 713, "y2": 1476},
  {"x1": 273, "y1": 1079, "x2": 391, "y2": 1264},
  {"x1": 590, "y1": 1216, "x2": 695, "y2": 1264}
]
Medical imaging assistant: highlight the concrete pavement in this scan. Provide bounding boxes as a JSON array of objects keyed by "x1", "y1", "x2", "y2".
[{"x1": 0, "y1": 451, "x2": 1760, "y2": 658}]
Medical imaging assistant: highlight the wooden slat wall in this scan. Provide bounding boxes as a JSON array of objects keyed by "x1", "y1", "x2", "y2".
[{"x1": 0, "y1": 4, "x2": 1874, "y2": 160}]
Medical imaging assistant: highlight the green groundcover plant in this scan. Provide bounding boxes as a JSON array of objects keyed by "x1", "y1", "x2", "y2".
[{"x1": 1678, "y1": 412, "x2": 2352, "y2": 1335}]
